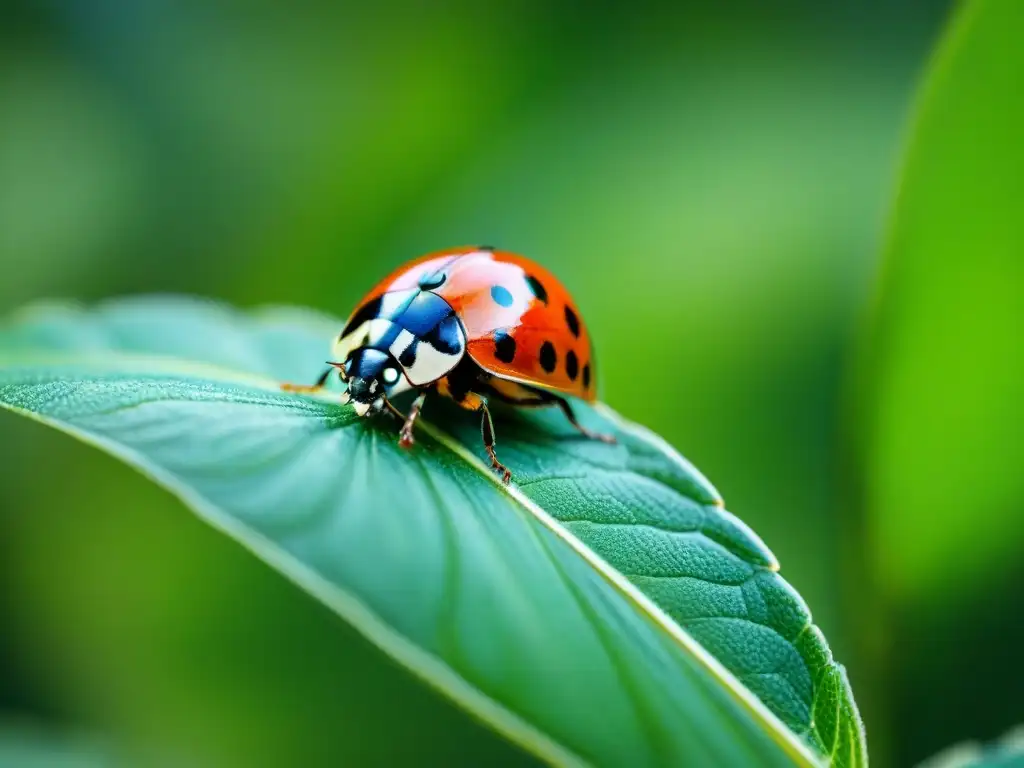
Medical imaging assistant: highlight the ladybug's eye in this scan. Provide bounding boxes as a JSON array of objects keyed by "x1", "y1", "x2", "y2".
[{"x1": 381, "y1": 367, "x2": 400, "y2": 386}]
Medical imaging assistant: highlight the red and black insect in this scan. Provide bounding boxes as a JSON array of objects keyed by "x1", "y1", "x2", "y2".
[{"x1": 283, "y1": 246, "x2": 614, "y2": 482}]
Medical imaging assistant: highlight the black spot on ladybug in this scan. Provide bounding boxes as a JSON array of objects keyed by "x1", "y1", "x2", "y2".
[
  {"x1": 582, "y1": 363, "x2": 591, "y2": 389},
  {"x1": 490, "y1": 285, "x2": 514, "y2": 307},
  {"x1": 540, "y1": 341, "x2": 557, "y2": 373},
  {"x1": 564, "y1": 305, "x2": 580, "y2": 337},
  {"x1": 525, "y1": 275, "x2": 548, "y2": 304},
  {"x1": 494, "y1": 330, "x2": 516, "y2": 363},
  {"x1": 418, "y1": 270, "x2": 446, "y2": 290},
  {"x1": 399, "y1": 342, "x2": 417, "y2": 368},
  {"x1": 566, "y1": 350, "x2": 579, "y2": 381}
]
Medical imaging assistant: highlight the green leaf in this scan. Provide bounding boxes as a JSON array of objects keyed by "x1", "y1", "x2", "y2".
[
  {"x1": 0, "y1": 725, "x2": 121, "y2": 768},
  {"x1": 864, "y1": 0, "x2": 1024, "y2": 603},
  {"x1": 0, "y1": 297, "x2": 862, "y2": 767},
  {"x1": 917, "y1": 727, "x2": 1024, "y2": 768}
]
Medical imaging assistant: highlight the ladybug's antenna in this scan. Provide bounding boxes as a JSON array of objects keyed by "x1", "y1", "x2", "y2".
[{"x1": 326, "y1": 360, "x2": 348, "y2": 381}]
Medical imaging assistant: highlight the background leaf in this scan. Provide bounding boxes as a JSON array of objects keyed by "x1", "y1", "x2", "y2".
[
  {"x1": 856, "y1": 0, "x2": 1024, "y2": 761},
  {"x1": 0, "y1": 297, "x2": 861, "y2": 766},
  {"x1": 865, "y1": 0, "x2": 1024, "y2": 608},
  {"x1": 0, "y1": 725, "x2": 121, "y2": 768},
  {"x1": 917, "y1": 726, "x2": 1024, "y2": 768}
]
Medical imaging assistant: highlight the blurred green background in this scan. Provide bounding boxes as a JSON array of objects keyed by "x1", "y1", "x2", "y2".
[{"x1": 1, "y1": 1, "x2": 1021, "y2": 766}]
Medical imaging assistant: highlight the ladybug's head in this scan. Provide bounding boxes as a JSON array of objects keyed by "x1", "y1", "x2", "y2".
[{"x1": 337, "y1": 348, "x2": 411, "y2": 416}]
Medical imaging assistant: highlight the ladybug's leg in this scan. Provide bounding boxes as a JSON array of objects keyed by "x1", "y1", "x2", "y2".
[
  {"x1": 486, "y1": 378, "x2": 617, "y2": 446},
  {"x1": 381, "y1": 397, "x2": 407, "y2": 421},
  {"x1": 397, "y1": 392, "x2": 428, "y2": 449},
  {"x1": 478, "y1": 399, "x2": 512, "y2": 484},
  {"x1": 450, "y1": 391, "x2": 511, "y2": 483},
  {"x1": 281, "y1": 367, "x2": 333, "y2": 394},
  {"x1": 553, "y1": 396, "x2": 617, "y2": 445}
]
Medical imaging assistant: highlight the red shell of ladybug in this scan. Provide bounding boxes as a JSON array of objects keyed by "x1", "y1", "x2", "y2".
[{"x1": 283, "y1": 246, "x2": 614, "y2": 482}]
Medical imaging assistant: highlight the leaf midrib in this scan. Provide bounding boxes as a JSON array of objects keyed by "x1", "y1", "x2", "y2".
[{"x1": 0, "y1": 350, "x2": 822, "y2": 768}]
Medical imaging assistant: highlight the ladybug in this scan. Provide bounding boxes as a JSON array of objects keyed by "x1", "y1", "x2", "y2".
[{"x1": 282, "y1": 246, "x2": 615, "y2": 482}]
